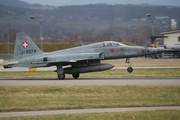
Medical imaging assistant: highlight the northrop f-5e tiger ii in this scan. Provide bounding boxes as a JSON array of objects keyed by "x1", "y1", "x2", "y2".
[{"x1": 3, "y1": 32, "x2": 172, "y2": 79}]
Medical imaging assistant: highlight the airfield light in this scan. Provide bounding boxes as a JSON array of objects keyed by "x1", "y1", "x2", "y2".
[
  {"x1": 30, "y1": 16, "x2": 43, "y2": 51},
  {"x1": 146, "y1": 14, "x2": 155, "y2": 36},
  {"x1": 146, "y1": 14, "x2": 151, "y2": 17},
  {"x1": 7, "y1": 28, "x2": 10, "y2": 59},
  {"x1": 30, "y1": 16, "x2": 35, "y2": 19}
]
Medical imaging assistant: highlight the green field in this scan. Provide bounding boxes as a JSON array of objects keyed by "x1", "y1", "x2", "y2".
[
  {"x1": 0, "y1": 68, "x2": 180, "y2": 78},
  {"x1": 0, "y1": 110, "x2": 180, "y2": 120},
  {"x1": 0, "y1": 42, "x2": 88, "y2": 60},
  {"x1": 55, "y1": 19, "x2": 144, "y2": 30},
  {"x1": 0, "y1": 42, "x2": 86, "y2": 55},
  {"x1": 0, "y1": 16, "x2": 145, "y2": 30},
  {"x1": 0, "y1": 42, "x2": 136, "y2": 55},
  {"x1": 0, "y1": 86, "x2": 180, "y2": 112},
  {"x1": 0, "y1": 16, "x2": 35, "y2": 25},
  {"x1": 0, "y1": 68, "x2": 179, "y2": 119}
]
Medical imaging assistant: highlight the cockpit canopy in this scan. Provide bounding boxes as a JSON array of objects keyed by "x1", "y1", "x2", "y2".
[{"x1": 102, "y1": 41, "x2": 127, "y2": 47}]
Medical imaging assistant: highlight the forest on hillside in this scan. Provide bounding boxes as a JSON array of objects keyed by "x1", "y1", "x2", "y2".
[{"x1": 0, "y1": 0, "x2": 180, "y2": 45}]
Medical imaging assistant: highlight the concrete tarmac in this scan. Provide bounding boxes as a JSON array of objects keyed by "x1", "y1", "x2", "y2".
[
  {"x1": 0, "y1": 78, "x2": 180, "y2": 86},
  {"x1": 0, "y1": 106, "x2": 180, "y2": 118}
]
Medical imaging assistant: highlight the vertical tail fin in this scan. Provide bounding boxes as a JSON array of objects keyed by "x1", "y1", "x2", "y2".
[{"x1": 13, "y1": 32, "x2": 43, "y2": 60}]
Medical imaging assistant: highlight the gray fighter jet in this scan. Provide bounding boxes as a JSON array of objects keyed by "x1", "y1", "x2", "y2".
[{"x1": 3, "y1": 32, "x2": 172, "y2": 79}]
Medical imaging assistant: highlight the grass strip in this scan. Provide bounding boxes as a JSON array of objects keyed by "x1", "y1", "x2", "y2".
[
  {"x1": 0, "y1": 68, "x2": 180, "y2": 78},
  {"x1": 0, "y1": 86, "x2": 180, "y2": 112},
  {"x1": 0, "y1": 110, "x2": 180, "y2": 120}
]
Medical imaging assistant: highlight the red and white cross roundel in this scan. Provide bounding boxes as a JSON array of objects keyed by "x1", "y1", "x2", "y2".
[{"x1": 22, "y1": 39, "x2": 28, "y2": 48}]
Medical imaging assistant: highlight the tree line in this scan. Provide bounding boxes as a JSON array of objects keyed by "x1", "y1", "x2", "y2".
[{"x1": 0, "y1": 1, "x2": 180, "y2": 45}]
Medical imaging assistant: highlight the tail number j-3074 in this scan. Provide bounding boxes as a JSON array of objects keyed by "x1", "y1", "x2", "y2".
[{"x1": 21, "y1": 49, "x2": 37, "y2": 54}]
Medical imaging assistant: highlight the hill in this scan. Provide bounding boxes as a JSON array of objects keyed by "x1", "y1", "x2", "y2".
[
  {"x1": 0, "y1": 3, "x2": 180, "y2": 45},
  {"x1": 0, "y1": 1, "x2": 179, "y2": 21},
  {"x1": 54, "y1": 4, "x2": 180, "y2": 21},
  {"x1": 0, "y1": 0, "x2": 30, "y2": 7}
]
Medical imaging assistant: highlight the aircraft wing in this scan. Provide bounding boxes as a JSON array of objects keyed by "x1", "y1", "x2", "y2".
[
  {"x1": 30, "y1": 52, "x2": 104, "y2": 66},
  {"x1": 55, "y1": 52, "x2": 104, "y2": 61}
]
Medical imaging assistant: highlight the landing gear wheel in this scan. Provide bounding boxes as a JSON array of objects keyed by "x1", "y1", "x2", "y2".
[
  {"x1": 127, "y1": 67, "x2": 133, "y2": 73},
  {"x1": 58, "y1": 74, "x2": 65, "y2": 80},
  {"x1": 125, "y1": 58, "x2": 133, "y2": 73},
  {"x1": 72, "y1": 73, "x2": 79, "y2": 79}
]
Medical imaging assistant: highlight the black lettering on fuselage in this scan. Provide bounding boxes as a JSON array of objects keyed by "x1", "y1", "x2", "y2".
[{"x1": 21, "y1": 49, "x2": 37, "y2": 55}]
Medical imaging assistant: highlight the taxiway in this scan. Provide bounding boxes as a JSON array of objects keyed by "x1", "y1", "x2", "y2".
[
  {"x1": 0, "y1": 106, "x2": 180, "y2": 118},
  {"x1": 0, "y1": 78, "x2": 180, "y2": 86}
]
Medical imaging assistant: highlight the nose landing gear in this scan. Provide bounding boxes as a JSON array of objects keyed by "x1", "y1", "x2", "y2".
[{"x1": 126, "y1": 58, "x2": 133, "y2": 73}]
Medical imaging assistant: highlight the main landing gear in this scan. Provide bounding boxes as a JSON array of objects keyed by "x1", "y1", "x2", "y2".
[
  {"x1": 56, "y1": 64, "x2": 65, "y2": 80},
  {"x1": 72, "y1": 73, "x2": 80, "y2": 79},
  {"x1": 57, "y1": 72, "x2": 80, "y2": 80},
  {"x1": 125, "y1": 58, "x2": 133, "y2": 73},
  {"x1": 56, "y1": 64, "x2": 80, "y2": 80},
  {"x1": 58, "y1": 73, "x2": 65, "y2": 80}
]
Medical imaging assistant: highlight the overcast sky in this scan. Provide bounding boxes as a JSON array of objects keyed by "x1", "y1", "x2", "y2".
[{"x1": 20, "y1": 0, "x2": 180, "y2": 6}]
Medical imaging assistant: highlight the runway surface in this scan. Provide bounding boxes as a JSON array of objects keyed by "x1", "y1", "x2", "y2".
[
  {"x1": 0, "y1": 106, "x2": 180, "y2": 118},
  {"x1": 0, "y1": 78, "x2": 180, "y2": 86}
]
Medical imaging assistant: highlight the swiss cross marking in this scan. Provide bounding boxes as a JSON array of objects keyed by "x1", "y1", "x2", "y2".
[{"x1": 22, "y1": 39, "x2": 28, "y2": 48}]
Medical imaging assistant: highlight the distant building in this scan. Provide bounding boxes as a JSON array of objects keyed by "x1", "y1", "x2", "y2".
[
  {"x1": 171, "y1": 19, "x2": 177, "y2": 30},
  {"x1": 161, "y1": 30, "x2": 180, "y2": 58},
  {"x1": 155, "y1": 16, "x2": 169, "y2": 20},
  {"x1": 161, "y1": 30, "x2": 180, "y2": 45}
]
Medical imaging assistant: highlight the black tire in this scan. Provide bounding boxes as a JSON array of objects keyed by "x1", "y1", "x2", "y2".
[
  {"x1": 173, "y1": 53, "x2": 179, "y2": 58},
  {"x1": 72, "y1": 73, "x2": 80, "y2": 79},
  {"x1": 58, "y1": 74, "x2": 65, "y2": 80},
  {"x1": 127, "y1": 67, "x2": 133, "y2": 73}
]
